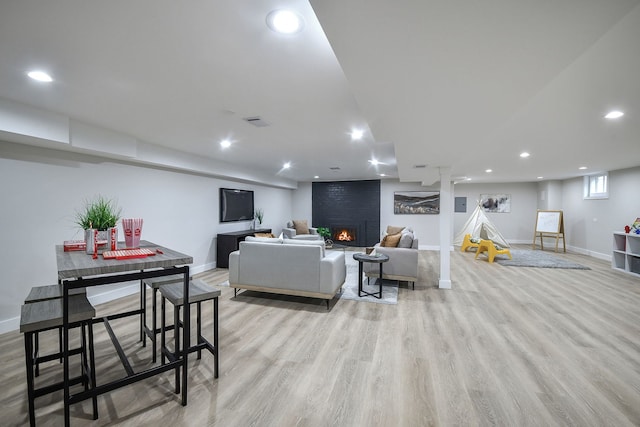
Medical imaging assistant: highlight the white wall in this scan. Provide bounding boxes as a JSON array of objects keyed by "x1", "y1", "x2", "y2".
[
  {"x1": 562, "y1": 166, "x2": 640, "y2": 258},
  {"x1": 380, "y1": 181, "x2": 441, "y2": 248},
  {"x1": 536, "y1": 180, "x2": 563, "y2": 210},
  {"x1": 0, "y1": 141, "x2": 293, "y2": 332},
  {"x1": 453, "y1": 182, "x2": 539, "y2": 243},
  {"x1": 291, "y1": 181, "x2": 313, "y2": 224}
]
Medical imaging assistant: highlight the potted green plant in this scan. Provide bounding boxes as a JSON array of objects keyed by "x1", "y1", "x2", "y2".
[
  {"x1": 75, "y1": 196, "x2": 122, "y2": 253},
  {"x1": 254, "y1": 208, "x2": 264, "y2": 228},
  {"x1": 75, "y1": 195, "x2": 122, "y2": 231},
  {"x1": 317, "y1": 226, "x2": 330, "y2": 239},
  {"x1": 317, "y1": 226, "x2": 332, "y2": 247}
]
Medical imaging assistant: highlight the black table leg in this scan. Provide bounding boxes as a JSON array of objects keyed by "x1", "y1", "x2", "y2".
[
  {"x1": 376, "y1": 263, "x2": 383, "y2": 299},
  {"x1": 140, "y1": 279, "x2": 145, "y2": 345}
]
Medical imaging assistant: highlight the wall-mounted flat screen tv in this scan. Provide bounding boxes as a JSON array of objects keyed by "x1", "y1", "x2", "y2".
[{"x1": 220, "y1": 188, "x2": 254, "y2": 223}]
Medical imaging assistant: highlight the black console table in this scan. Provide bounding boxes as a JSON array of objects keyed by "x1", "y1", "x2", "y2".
[{"x1": 216, "y1": 228, "x2": 271, "y2": 268}]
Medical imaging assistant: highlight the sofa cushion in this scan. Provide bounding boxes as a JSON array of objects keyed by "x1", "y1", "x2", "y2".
[
  {"x1": 397, "y1": 230, "x2": 414, "y2": 248},
  {"x1": 386, "y1": 225, "x2": 405, "y2": 235},
  {"x1": 284, "y1": 238, "x2": 325, "y2": 256},
  {"x1": 381, "y1": 232, "x2": 402, "y2": 247},
  {"x1": 245, "y1": 236, "x2": 283, "y2": 244},
  {"x1": 292, "y1": 219, "x2": 310, "y2": 235}
]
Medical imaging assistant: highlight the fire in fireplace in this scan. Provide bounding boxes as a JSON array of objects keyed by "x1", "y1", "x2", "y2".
[{"x1": 332, "y1": 226, "x2": 357, "y2": 242}]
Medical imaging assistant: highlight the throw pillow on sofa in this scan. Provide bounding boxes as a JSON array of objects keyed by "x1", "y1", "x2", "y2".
[
  {"x1": 255, "y1": 232, "x2": 275, "y2": 238},
  {"x1": 386, "y1": 225, "x2": 405, "y2": 235},
  {"x1": 292, "y1": 219, "x2": 310, "y2": 235},
  {"x1": 397, "y1": 230, "x2": 414, "y2": 248},
  {"x1": 381, "y1": 232, "x2": 402, "y2": 247}
]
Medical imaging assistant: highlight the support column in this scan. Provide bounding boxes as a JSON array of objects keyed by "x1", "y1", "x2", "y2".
[{"x1": 439, "y1": 167, "x2": 452, "y2": 289}]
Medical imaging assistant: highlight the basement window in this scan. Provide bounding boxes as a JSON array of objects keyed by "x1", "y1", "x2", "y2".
[{"x1": 583, "y1": 172, "x2": 608, "y2": 199}]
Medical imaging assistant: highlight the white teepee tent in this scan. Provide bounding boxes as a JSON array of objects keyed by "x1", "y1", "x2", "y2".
[{"x1": 454, "y1": 203, "x2": 510, "y2": 248}]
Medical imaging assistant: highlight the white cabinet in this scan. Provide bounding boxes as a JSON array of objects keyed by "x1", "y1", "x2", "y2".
[{"x1": 613, "y1": 232, "x2": 640, "y2": 277}]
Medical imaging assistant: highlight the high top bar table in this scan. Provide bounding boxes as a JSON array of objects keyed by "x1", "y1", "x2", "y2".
[{"x1": 56, "y1": 240, "x2": 193, "y2": 426}]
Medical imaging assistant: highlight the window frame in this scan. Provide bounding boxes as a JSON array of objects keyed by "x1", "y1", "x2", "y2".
[{"x1": 583, "y1": 172, "x2": 609, "y2": 200}]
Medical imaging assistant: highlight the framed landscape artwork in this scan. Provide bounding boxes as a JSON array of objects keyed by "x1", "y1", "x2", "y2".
[
  {"x1": 480, "y1": 194, "x2": 511, "y2": 213},
  {"x1": 394, "y1": 191, "x2": 440, "y2": 214}
]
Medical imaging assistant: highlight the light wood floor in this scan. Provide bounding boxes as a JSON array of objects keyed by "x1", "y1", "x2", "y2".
[{"x1": 2, "y1": 246, "x2": 640, "y2": 426}]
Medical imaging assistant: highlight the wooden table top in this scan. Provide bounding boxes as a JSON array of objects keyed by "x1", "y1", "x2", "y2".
[{"x1": 56, "y1": 240, "x2": 193, "y2": 280}]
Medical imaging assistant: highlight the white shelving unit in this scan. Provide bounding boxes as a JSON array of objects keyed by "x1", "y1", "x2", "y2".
[{"x1": 613, "y1": 232, "x2": 640, "y2": 278}]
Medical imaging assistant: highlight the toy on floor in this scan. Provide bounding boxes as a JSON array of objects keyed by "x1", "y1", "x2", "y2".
[
  {"x1": 461, "y1": 234, "x2": 481, "y2": 252},
  {"x1": 475, "y1": 239, "x2": 512, "y2": 263}
]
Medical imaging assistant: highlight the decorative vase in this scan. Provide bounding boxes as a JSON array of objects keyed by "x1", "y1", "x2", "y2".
[
  {"x1": 107, "y1": 226, "x2": 117, "y2": 250},
  {"x1": 123, "y1": 218, "x2": 143, "y2": 248},
  {"x1": 86, "y1": 228, "x2": 117, "y2": 254},
  {"x1": 85, "y1": 228, "x2": 97, "y2": 254}
]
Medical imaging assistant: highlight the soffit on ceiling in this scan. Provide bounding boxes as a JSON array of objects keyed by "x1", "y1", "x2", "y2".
[{"x1": 311, "y1": 0, "x2": 640, "y2": 184}]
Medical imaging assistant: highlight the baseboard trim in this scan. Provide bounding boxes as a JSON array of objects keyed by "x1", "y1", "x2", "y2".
[
  {"x1": 566, "y1": 245, "x2": 610, "y2": 261},
  {"x1": 439, "y1": 279, "x2": 452, "y2": 289},
  {"x1": 0, "y1": 317, "x2": 19, "y2": 335}
]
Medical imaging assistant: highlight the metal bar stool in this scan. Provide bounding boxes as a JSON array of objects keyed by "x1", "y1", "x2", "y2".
[
  {"x1": 141, "y1": 274, "x2": 185, "y2": 363},
  {"x1": 160, "y1": 279, "x2": 220, "y2": 393},
  {"x1": 24, "y1": 285, "x2": 86, "y2": 376},
  {"x1": 20, "y1": 294, "x2": 97, "y2": 426}
]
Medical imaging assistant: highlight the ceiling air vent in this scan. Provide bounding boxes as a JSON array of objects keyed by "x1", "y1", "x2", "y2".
[
  {"x1": 329, "y1": 166, "x2": 341, "y2": 171},
  {"x1": 413, "y1": 164, "x2": 427, "y2": 169},
  {"x1": 243, "y1": 116, "x2": 270, "y2": 127}
]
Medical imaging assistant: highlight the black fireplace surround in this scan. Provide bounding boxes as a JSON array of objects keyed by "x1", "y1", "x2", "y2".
[{"x1": 312, "y1": 180, "x2": 380, "y2": 247}]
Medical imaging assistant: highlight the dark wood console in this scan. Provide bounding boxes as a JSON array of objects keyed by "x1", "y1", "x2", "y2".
[{"x1": 216, "y1": 228, "x2": 272, "y2": 268}]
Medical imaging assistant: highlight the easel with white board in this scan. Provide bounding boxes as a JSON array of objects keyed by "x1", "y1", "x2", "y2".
[{"x1": 532, "y1": 210, "x2": 566, "y2": 252}]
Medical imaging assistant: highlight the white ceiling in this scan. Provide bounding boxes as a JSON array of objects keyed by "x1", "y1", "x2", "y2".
[{"x1": 1, "y1": 0, "x2": 638, "y2": 185}]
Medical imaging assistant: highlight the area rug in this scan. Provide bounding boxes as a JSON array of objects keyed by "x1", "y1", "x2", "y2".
[
  {"x1": 338, "y1": 254, "x2": 398, "y2": 304},
  {"x1": 494, "y1": 249, "x2": 590, "y2": 269}
]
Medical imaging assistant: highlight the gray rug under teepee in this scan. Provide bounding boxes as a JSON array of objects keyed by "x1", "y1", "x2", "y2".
[{"x1": 494, "y1": 249, "x2": 590, "y2": 269}]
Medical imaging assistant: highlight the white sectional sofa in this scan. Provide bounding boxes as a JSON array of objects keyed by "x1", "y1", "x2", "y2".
[{"x1": 228, "y1": 237, "x2": 346, "y2": 306}]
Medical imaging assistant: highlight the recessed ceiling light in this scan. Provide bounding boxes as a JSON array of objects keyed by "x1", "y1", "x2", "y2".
[
  {"x1": 466, "y1": 178, "x2": 472, "y2": 181},
  {"x1": 266, "y1": 10, "x2": 305, "y2": 34},
  {"x1": 220, "y1": 139, "x2": 231, "y2": 148},
  {"x1": 485, "y1": 169, "x2": 492, "y2": 173},
  {"x1": 350, "y1": 129, "x2": 364, "y2": 140},
  {"x1": 283, "y1": 162, "x2": 291, "y2": 169},
  {"x1": 27, "y1": 70, "x2": 53, "y2": 82},
  {"x1": 520, "y1": 152, "x2": 530, "y2": 158},
  {"x1": 379, "y1": 173, "x2": 386, "y2": 177},
  {"x1": 368, "y1": 159, "x2": 380, "y2": 166},
  {"x1": 314, "y1": 175, "x2": 319, "y2": 179},
  {"x1": 579, "y1": 166, "x2": 587, "y2": 170},
  {"x1": 605, "y1": 110, "x2": 624, "y2": 119},
  {"x1": 537, "y1": 176, "x2": 544, "y2": 179}
]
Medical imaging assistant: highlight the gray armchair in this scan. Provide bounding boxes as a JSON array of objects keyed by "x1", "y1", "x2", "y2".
[
  {"x1": 363, "y1": 228, "x2": 418, "y2": 288},
  {"x1": 283, "y1": 220, "x2": 322, "y2": 241}
]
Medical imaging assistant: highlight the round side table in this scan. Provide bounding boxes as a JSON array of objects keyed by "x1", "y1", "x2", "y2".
[{"x1": 352, "y1": 252, "x2": 389, "y2": 299}]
